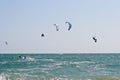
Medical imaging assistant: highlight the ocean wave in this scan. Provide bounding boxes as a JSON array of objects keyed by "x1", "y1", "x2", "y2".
[
  {"x1": 23, "y1": 56, "x2": 35, "y2": 62},
  {"x1": 68, "y1": 61, "x2": 96, "y2": 66},
  {"x1": 0, "y1": 61, "x2": 8, "y2": 65},
  {"x1": 94, "y1": 76, "x2": 120, "y2": 80},
  {"x1": 40, "y1": 58, "x2": 55, "y2": 62},
  {"x1": 1, "y1": 73, "x2": 120, "y2": 80},
  {"x1": 40, "y1": 60, "x2": 97, "y2": 71},
  {"x1": 79, "y1": 61, "x2": 96, "y2": 64},
  {"x1": 1, "y1": 54, "x2": 120, "y2": 80},
  {"x1": 0, "y1": 74, "x2": 25, "y2": 80}
]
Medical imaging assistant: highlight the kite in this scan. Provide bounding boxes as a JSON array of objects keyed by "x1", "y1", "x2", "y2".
[
  {"x1": 92, "y1": 36, "x2": 97, "y2": 43},
  {"x1": 41, "y1": 34, "x2": 45, "y2": 37},
  {"x1": 54, "y1": 24, "x2": 59, "y2": 31},
  {"x1": 65, "y1": 22, "x2": 72, "y2": 31}
]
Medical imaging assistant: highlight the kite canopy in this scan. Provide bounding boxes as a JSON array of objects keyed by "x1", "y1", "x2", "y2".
[
  {"x1": 41, "y1": 34, "x2": 45, "y2": 37},
  {"x1": 92, "y1": 36, "x2": 97, "y2": 43},
  {"x1": 5, "y1": 41, "x2": 8, "y2": 45},
  {"x1": 65, "y1": 22, "x2": 72, "y2": 31},
  {"x1": 54, "y1": 24, "x2": 59, "y2": 31}
]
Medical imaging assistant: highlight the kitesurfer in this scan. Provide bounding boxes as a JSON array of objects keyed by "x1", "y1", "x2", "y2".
[{"x1": 19, "y1": 56, "x2": 26, "y2": 60}]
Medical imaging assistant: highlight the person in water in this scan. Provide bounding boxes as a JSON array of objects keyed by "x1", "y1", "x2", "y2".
[{"x1": 19, "y1": 56, "x2": 26, "y2": 60}]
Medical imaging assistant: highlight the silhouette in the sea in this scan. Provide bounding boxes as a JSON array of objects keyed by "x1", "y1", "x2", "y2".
[
  {"x1": 92, "y1": 36, "x2": 97, "y2": 43},
  {"x1": 41, "y1": 34, "x2": 45, "y2": 37},
  {"x1": 19, "y1": 56, "x2": 26, "y2": 60}
]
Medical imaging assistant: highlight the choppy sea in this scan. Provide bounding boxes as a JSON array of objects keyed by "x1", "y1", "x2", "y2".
[{"x1": 0, "y1": 53, "x2": 120, "y2": 80}]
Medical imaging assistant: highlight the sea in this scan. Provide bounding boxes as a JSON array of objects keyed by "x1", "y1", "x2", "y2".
[{"x1": 0, "y1": 53, "x2": 120, "y2": 80}]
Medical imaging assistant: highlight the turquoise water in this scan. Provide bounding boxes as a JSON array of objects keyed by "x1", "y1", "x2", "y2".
[{"x1": 0, "y1": 53, "x2": 120, "y2": 80}]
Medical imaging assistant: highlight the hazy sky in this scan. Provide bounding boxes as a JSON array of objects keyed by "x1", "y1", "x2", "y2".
[{"x1": 0, "y1": 0, "x2": 120, "y2": 53}]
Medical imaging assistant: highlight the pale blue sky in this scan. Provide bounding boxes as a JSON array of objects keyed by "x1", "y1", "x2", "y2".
[{"x1": 0, "y1": 0, "x2": 120, "y2": 53}]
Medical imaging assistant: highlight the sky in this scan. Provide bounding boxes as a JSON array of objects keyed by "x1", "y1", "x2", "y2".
[{"x1": 0, "y1": 0, "x2": 120, "y2": 53}]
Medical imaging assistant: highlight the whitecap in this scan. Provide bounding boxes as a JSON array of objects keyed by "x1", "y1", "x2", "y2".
[
  {"x1": 40, "y1": 58, "x2": 55, "y2": 62},
  {"x1": 80, "y1": 61, "x2": 96, "y2": 64},
  {"x1": 0, "y1": 74, "x2": 7, "y2": 80},
  {"x1": 0, "y1": 61, "x2": 8, "y2": 64},
  {"x1": 25, "y1": 57, "x2": 35, "y2": 61}
]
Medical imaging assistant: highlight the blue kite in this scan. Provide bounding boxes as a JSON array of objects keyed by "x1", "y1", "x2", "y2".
[{"x1": 65, "y1": 22, "x2": 72, "y2": 31}]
